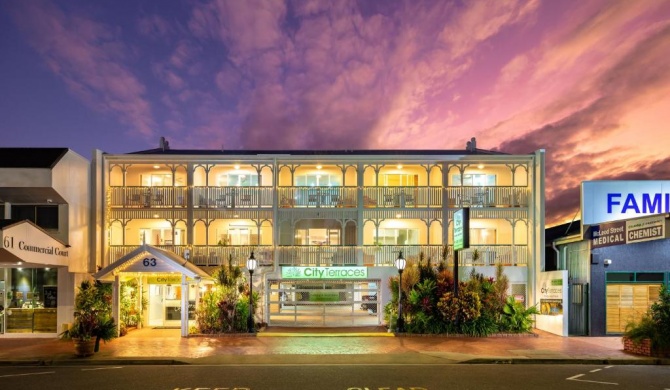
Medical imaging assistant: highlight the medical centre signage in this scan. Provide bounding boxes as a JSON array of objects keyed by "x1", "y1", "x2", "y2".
[{"x1": 582, "y1": 180, "x2": 670, "y2": 225}]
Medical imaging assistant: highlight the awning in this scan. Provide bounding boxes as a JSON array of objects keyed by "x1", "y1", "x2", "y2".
[
  {"x1": 0, "y1": 219, "x2": 70, "y2": 267},
  {"x1": 94, "y1": 244, "x2": 211, "y2": 281}
]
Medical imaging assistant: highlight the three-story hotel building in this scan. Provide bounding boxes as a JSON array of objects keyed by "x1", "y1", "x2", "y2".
[{"x1": 91, "y1": 142, "x2": 546, "y2": 328}]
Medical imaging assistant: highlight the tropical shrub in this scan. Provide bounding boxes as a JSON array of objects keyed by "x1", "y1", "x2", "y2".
[
  {"x1": 437, "y1": 290, "x2": 482, "y2": 324},
  {"x1": 624, "y1": 284, "x2": 670, "y2": 350},
  {"x1": 194, "y1": 255, "x2": 258, "y2": 333},
  {"x1": 500, "y1": 296, "x2": 539, "y2": 333}
]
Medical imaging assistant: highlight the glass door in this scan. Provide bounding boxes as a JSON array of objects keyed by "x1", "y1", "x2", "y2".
[{"x1": 148, "y1": 285, "x2": 164, "y2": 327}]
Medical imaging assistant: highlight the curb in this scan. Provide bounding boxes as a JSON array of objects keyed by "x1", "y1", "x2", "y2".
[
  {"x1": 464, "y1": 358, "x2": 670, "y2": 365},
  {"x1": 257, "y1": 332, "x2": 394, "y2": 337},
  {"x1": 0, "y1": 359, "x2": 188, "y2": 366}
]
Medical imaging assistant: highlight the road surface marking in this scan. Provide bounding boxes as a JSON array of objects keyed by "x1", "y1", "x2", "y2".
[
  {"x1": 0, "y1": 371, "x2": 55, "y2": 378},
  {"x1": 590, "y1": 369, "x2": 602, "y2": 372},
  {"x1": 605, "y1": 366, "x2": 613, "y2": 369},
  {"x1": 81, "y1": 367, "x2": 123, "y2": 371},
  {"x1": 567, "y1": 374, "x2": 618, "y2": 385}
]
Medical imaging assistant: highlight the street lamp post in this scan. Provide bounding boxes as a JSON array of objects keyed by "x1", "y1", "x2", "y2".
[
  {"x1": 395, "y1": 250, "x2": 406, "y2": 333},
  {"x1": 246, "y1": 251, "x2": 258, "y2": 333}
]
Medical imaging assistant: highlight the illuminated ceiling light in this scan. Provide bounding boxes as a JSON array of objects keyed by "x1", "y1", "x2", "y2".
[
  {"x1": 396, "y1": 213, "x2": 402, "y2": 218},
  {"x1": 153, "y1": 214, "x2": 159, "y2": 218},
  {"x1": 153, "y1": 165, "x2": 160, "y2": 169},
  {"x1": 478, "y1": 164, "x2": 484, "y2": 169},
  {"x1": 234, "y1": 165, "x2": 240, "y2": 170},
  {"x1": 17, "y1": 261, "x2": 22, "y2": 265},
  {"x1": 316, "y1": 165, "x2": 322, "y2": 169},
  {"x1": 397, "y1": 164, "x2": 403, "y2": 169},
  {"x1": 45, "y1": 268, "x2": 50, "y2": 271},
  {"x1": 17, "y1": 268, "x2": 22, "y2": 271}
]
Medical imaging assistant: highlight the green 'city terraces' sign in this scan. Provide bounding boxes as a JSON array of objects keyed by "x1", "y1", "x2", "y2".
[{"x1": 281, "y1": 266, "x2": 368, "y2": 279}]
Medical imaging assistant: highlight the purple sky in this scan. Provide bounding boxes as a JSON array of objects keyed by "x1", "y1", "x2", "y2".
[{"x1": 2, "y1": 0, "x2": 670, "y2": 225}]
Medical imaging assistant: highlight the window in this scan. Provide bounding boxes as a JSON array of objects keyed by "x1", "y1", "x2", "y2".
[
  {"x1": 12, "y1": 205, "x2": 59, "y2": 230},
  {"x1": 374, "y1": 228, "x2": 419, "y2": 245},
  {"x1": 296, "y1": 174, "x2": 341, "y2": 187},
  {"x1": 219, "y1": 174, "x2": 259, "y2": 187},
  {"x1": 141, "y1": 174, "x2": 172, "y2": 186},
  {"x1": 381, "y1": 174, "x2": 417, "y2": 186},
  {"x1": 452, "y1": 174, "x2": 496, "y2": 186},
  {"x1": 294, "y1": 228, "x2": 340, "y2": 245},
  {"x1": 470, "y1": 228, "x2": 496, "y2": 245}
]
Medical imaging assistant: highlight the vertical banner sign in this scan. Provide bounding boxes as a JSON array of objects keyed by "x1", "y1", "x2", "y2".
[{"x1": 454, "y1": 208, "x2": 470, "y2": 250}]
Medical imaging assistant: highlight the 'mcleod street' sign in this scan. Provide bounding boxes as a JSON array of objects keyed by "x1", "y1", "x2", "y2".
[{"x1": 282, "y1": 266, "x2": 367, "y2": 279}]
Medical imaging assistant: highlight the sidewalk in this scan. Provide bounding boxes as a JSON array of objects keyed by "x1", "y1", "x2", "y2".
[{"x1": 0, "y1": 328, "x2": 667, "y2": 366}]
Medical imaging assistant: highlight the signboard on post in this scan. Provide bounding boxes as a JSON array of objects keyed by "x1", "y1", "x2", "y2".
[{"x1": 454, "y1": 208, "x2": 470, "y2": 250}]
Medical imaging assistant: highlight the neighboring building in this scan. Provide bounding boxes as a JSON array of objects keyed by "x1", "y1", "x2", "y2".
[
  {"x1": 0, "y1": 148, "x2": 90, "y2": 336},
  {"x1": 547, "y1": 180, "x2": 670, "y2": 336},
  {"x1": 91, "y1": 140, "x2": 546, "y2": 329}
]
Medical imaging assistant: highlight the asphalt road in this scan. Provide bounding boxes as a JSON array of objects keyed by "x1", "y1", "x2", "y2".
[{"x1": 0, "y1": 364, "x2": 669, "y2": 390}]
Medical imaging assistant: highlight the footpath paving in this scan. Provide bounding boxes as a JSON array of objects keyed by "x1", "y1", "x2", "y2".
[{"x1": 0, "y1": 327, "x2": 667, "y2": 366}]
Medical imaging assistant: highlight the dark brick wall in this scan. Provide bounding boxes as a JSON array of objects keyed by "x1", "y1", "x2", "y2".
[{"x1": 590, "y1": 239, "x2": 670, "y2": 336}]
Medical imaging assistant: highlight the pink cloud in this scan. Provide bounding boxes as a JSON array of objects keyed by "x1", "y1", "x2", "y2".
[
  {"x1": 137, "y1": 14, "x2": 173, "y2": 40},
  {"x1": 9, "y1": 0, "x2": 155, "y2": 139}
]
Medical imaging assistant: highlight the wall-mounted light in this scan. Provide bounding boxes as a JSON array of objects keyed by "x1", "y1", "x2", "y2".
[
  {"x1": 397, "y1": 164, "x2": 403, "y2": 169},
  {"x1": 153, "y1": 165, "x2": 160, "y2": 169},
  {"x1": 604, "y1": 259, "x2": 612, "y2": 266},
  {"x1": 316, "y1": 165, "x2": 322, "y2": 170},
  {"x1": 478, "y1": 164, "x2": 484, "y2": 169},
  {"x1": 234, "y1": 165, "x2": 240, "y2": 170}
]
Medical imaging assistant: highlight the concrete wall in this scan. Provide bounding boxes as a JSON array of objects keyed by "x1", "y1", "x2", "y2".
[{"x1": 51, "y1": 150, "x2": 90, "y2": 273}]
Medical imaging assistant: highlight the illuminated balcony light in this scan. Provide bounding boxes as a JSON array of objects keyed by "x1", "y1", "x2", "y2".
[
  {"x1": 397, "y1": 164, "x2": 403, "y2": 169},
  {"x1": 234, "y1": 165, "x2": 240, "y2": 170},
  {"x1": 153, "y1": 165, "x2": 160, "y2": 169},
  {"x1": 478, "y1": 164, "x2": 484, "y2": 169},
  {"x1": 316, "y1": 165, "x2": 322, "y2": 169}
]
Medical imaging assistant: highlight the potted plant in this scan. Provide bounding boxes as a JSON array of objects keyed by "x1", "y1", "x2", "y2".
[{"x1": 61, "y1": 280, "x2": 117, "y2": 357}]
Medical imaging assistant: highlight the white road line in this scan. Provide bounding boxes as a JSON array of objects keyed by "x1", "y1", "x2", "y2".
[
  {"x1": 567, "y1": 374, "x2": 618, "y2": 386},
  {"x1": 590, "y1": 369, "x2": 602, "y2": 373},
  {"x1": 605, "y1": 365, "x2": 613, "y2": 369},
  {"x1": 0, "y1": 371, "x2": 55, "y2": 378},
  {"x1": 81, "y1": 367, "x2": 123, "y2": 371}
]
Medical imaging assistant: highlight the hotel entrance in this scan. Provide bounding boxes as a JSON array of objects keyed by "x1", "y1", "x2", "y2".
[
  {"x1": 267, "y1": 279, "x2": 381, "y2": 327},
  {"x1": 147, "y1": 276, "x2": 197, "y2": 328}
]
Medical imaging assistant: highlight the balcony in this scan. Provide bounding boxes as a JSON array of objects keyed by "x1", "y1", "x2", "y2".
[
  {"x1": 277, "y1": 187, "x2": 358, "y2": 208},
  {"x1": 445, "y1": 186, "x2": 528, "y2": 208},
  {"x1": 277, "y1": 246, "x2": 358, "y2": 266},
  {"x1": 109, "y1": 186, "x2": 187, "y2": 208},
  {"x1": 362, "y1": 187, "x2": 441, "y2": 208},
  {"x1": 194, "y1": 186, "x2": 273, "y2": 208},
  {"x1": 107, "y1": 244, "x2": 527, "y2": 268},
  {"x1": 107, "y1": 245, "x2": 274, "y2": 267}
]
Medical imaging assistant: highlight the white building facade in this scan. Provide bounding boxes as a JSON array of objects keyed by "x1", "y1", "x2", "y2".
[{"x1": 92, "y1": 144, "x2": 546, "y2": 328}]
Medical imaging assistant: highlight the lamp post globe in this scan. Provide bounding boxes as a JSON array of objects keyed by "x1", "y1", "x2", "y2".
[
  {"x1": 395, "y1": 251, "x2": 406, "y2": 333},
  {"x1": 246, "y1": 252, "x2": 258, "y2": 333}
]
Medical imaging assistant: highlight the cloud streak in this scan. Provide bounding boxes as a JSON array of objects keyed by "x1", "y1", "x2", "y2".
[{"x1": 8, "y1": 0, "x2": 155, "y2": 139}]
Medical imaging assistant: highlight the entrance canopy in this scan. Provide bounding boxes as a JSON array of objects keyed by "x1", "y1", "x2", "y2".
[
  {"x1": 0, "y1": 220, "x2": 70, "y2": 267},
  {"x1": 94, "y1": 244, "x2": 211, "y2": 281}
]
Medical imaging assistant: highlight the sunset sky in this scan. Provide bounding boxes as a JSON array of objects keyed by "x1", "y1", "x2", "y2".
[{"x1": 2, "y1": 0, "x2": 670, "y2": 225}]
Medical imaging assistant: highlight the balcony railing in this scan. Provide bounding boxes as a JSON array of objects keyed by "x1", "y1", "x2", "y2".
[
  {"x1": 110, "y1": 185, "x2": 529, "y2": 209},
  {"x1": 444, "y1": 186, "x2": 528, "y2": 208},
  {"x1": 107, "y1": 244, "x2": 527, "y2": 268},
  {"x1": 362, "y1": 187, "x2": 442, "y2": 208},
  {"x1": 277, "y1": 187, "x2": 358, "y2": 208},
  {"x1": 277, "y1": 246, "x2": 358, "y2": 265},
  {"x1": 108, "y1": 245, "x2": 274, "y2": 267},
  {"x1": 109, "y1": 186, "x2": 188, "y2": 208},
  {"x1": 194, "y1": 186, "x2": 273, "y2": 208},
  {"x1": 361, "y1": 244, "x2": 528, "y2": 266}
]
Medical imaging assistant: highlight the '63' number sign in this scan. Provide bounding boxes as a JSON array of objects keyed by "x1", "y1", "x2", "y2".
[{"x1": 143, "y1": 257, "x2": 157, "y2": 267}]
